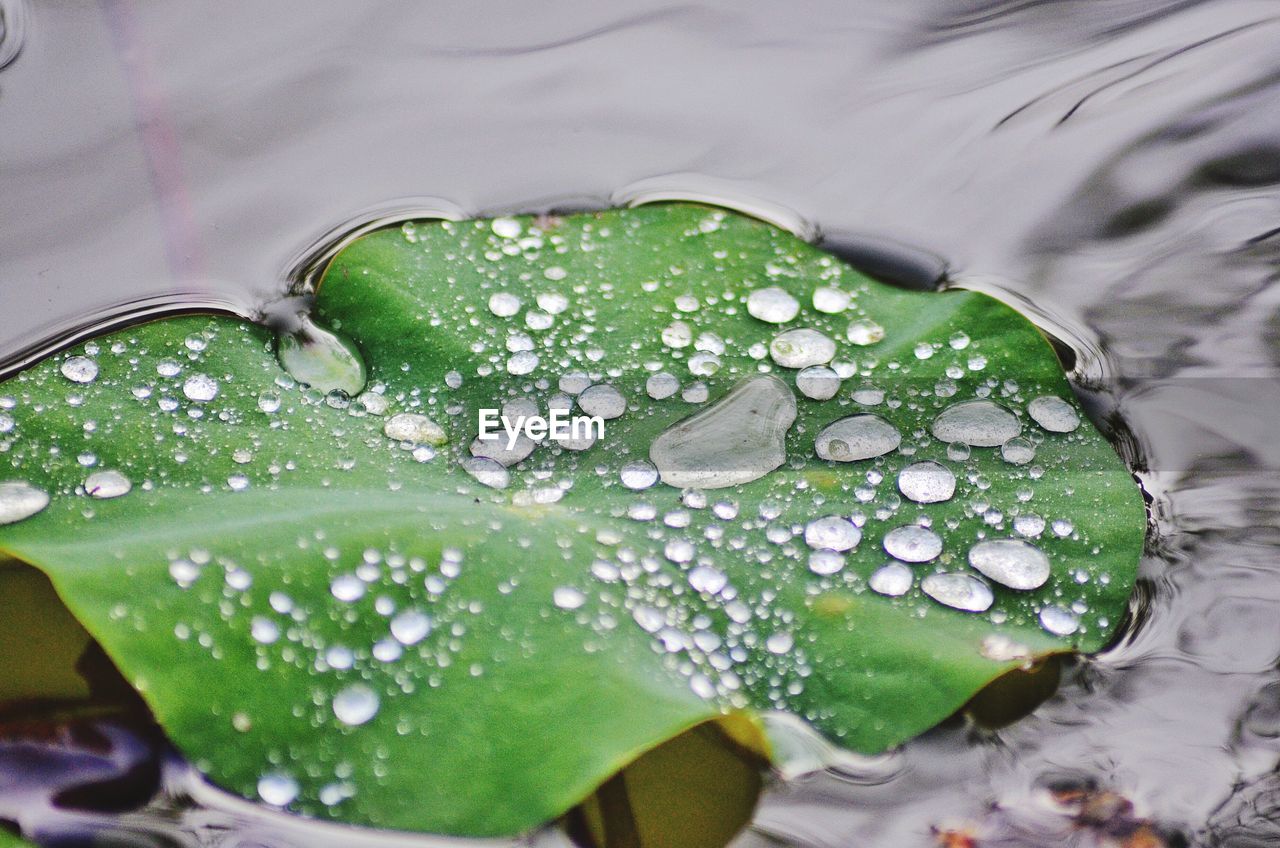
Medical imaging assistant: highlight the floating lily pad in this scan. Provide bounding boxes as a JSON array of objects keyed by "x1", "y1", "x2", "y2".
[{"x1": 0, "y1": 204, "x2": 1144, "y2": 837}]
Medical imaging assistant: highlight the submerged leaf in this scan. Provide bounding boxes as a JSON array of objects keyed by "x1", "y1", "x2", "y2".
[{"x1": 0, "y1": 204, "x2": 1143, "y2": 837}]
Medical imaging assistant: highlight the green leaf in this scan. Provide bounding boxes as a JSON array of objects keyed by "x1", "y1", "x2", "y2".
[
  {"x1": 0, "y1": 831, "x2": 33, "y2": 848},
  {"x1": 0, "y1": 203, "x2": 1143, "y2": 838}
]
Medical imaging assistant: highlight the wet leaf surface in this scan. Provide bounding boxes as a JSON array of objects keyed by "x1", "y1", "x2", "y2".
[{"x1": 0, "y1": 204, "x2": 1143, "y2": 837}]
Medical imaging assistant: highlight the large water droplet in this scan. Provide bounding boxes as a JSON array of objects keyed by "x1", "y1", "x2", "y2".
[
  {"x1": 390, "y1": 609, "x2": 432, "y2": 645},
  {"x1": 746, "y1": 287, "x2": 800, "y2": 323},
  {"x1": 257, "y1": 773, "x2": 300, "y2": 807},
  {"x1": 84, "y1": 469, "x2": 132, "y2": 499},
  {"x1": 1027, "y1": 395, "x2": 1081, "y2": 433},
  {"x1": 796, "y1": 366, "x2": 841, "y2": 400},
  {"x1": 620, "y1": 460, "x2": 659, "y2": 490},
  {"x1": 897, "y1": 461, "x2": 956, "y2": 503},
  {"x1": 967, "y1": 539, "x2": 1050, "y2": 590},
  {"x1": 869, "y1": 562, "x2": 913, "y2": 596},
  {"x1": 183, "y1": 374, "x2": 219, "y2": 402},
  {"x1": 60, "y1": 355, "x2": 99, "y2": 384},
  {"x1": 882, "y1": 525, "x2": 942, "y2": 562},
  {"x1": 577, "y1": 384, "x2": 627, "y2": 419},
  {"x1": 770, "y1": 328, "x2": 836, "y2": 368},
  {"x1": 462, "y1": 456, "x2": 510, "y2": 489},
  {"x1": 647, "y1": 372, "x2": 680, "y2": 400},
  {"x1": 0, "y1": 481, "x2": 49, "y2": 525},
  {"x1": 553, "y1": 586, "x2": 587, "y2": 610},
  {"x1": 650, "y1": 375, "x2": 797, "y2": 489},
  {"x1": 384, "y1": 413, "x2": 448, "y2": 446},
  {"x1": 276, "y1": 317, "x2": 367, "y2": 396},
  {"x1": 812, "y1": 286, "x2": 851, "y2": 314},
  {"x1": 1001, "y1": 437, "x2": 1035, "y2": 465},
  {"x1": 1039, "y1": 604, "x2": 1080, "y2": 636},
  {"x1": 488, "y1": 292, "x2": 522, "y2": 317},
  {"x1": 931, "y1": 400, "x2": 1020, "y2": 447},
  {"x1": 470, "y1": 434, "x2": 535, "y2": 467},
  {"x1": 845, "y1": 319, "x2": 884, "y2": 346},
  {"x1": 921, "y1": 573, "x2": 993, "y2": 612},
  {"x1": 815, "y1": 414, "x2": 900, "y2": 462},
  {"x1": 804, "y1": 516, "x2": 861, "y2": 552},
  {"x1": 332, "y1": 684, "x2": 380, "y2": 726}
]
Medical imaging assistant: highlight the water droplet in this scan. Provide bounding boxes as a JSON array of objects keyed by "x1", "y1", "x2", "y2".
[
  {"x1": 384, "y1": 413, "x2": 448, "y2": 446},
  {"x1": 1027, "y1": 395, "x2": 1081, "y2": 433},
  {"x1": 491, "y1": 217, "x2": 521, "y2": 238},
  {"x1": 506, "y1": 351, "x2": 539, "y2": 375},
  {"x1": 257, "y1": 773, "x2": 299, "y2": 807},
  {"x1": 746, "y1": 287, "x2": 800, "y2": 323},
  {"x1": 688, "y1": 565, "x2": 728, "y2": 594},
  {"x1": 770, "y1": 328, "x2": 836, "y2": 369},
  {"x1": 967, "y1": 539, "x2": 1050, "y2": 590},
  {"x1": 897, "y1": 461, "x2": 956, "y2": 503},
  {"x1": 553, "y1": 586, "x2": 587, "y2": 610},
  {"x1": 330, "y1": 574, "x2": 366, "y2": 603},
  {"x1": 921, "y1": 573, "x2": 993, "y2": 612},
  {"x1": 808, "y1": 550, "x2": 846, "y2": 576},
  {"x1": 559, "y1": 371, "x2": 591, "y2": 395},
  {"x1": 688, "y1": 351, "x2": 722, "y2": 376},
  {"x1": 846, "y1": 319, "x2": 884, "y2": 346},
  {"x1": 813, "y1": 286, "x2": 851, "y2": 313},
  {"x1": 949, "y1": 332, "x2": 971, "y2": 350},
  {"x1": 795, "y1": 366, "x2": 841, "y2": 400},
  {"x1": 931, "y1": 400, "x2": 1020, "y2": 447},
  {"x1": 462, "y1": 456, "x2": 510, "y2": 489},
  {"x1": 681, "y1": 382, "x2": 709, "y2": 403},
  {"x1": 664, "y1": 539, "x2": 695, "y2": 563},
  {"x1": 868, "y1": 562, "x2": 913, "y2": 596},
  {"x1": 1039, "y1": 604, "x2": 1080, "y2": 636},
  {"x1": 661, "y1": 320, "x2": 694, "y2": 348},
  {"x1": 620, "y1": 460, "x2": 659, "y2": 490},
  {"x1": 883, "y1": 525, "x2": 942, "y2": 562},
  {"x1": 250, "y1": 616, "x2": 280, "y2": 645},
  {"x1": 577, "y1": 384, "x2": 627, "y2": 419},
  {"x1": 646, "y1": 372, "x2": 680, "y2": 400},
  {"x1": 0, "y1": 481, "x2": 49, "y2": 525},
  {"x1": 815, "y1": 414, "x2": 900, "y2": 462},
  {"x1": 1001, "y1": 436, "x2": 1035, "y2": 465},
  {"x1": 1013, "y1": 513, "x2": 1045, "y2": 538},
  {"x1": 258, "y1": 393, "x2": 282, "y2": 414},
  {"x1": 765, "y1": 632, "x2": 795, "y2": 654},
  {"x1": 804, "y1": 516, "x2": 861, "y2": 551},
  {"x1": 183, "y1": 374, "x2": 219, "y2": 402},
  {"x1": 470, "y1": 434, "x2": 535, "y2": 467},
  {"x1": 651, "y1": 375, "x2": 796, "y2": 489},
  {"x1": 276, "y1": 318, "x2": 366, "y2": 396},
  {"x1": 60, "y1": 356, "x2": 99, "y2": 383},
  {"x1": 537, "y1": 292, "x2": 569, "y2": 315},
  {"x1": 84, "y1": 470, "x2": 131, "y2": 499},
  {"x1": 169, "y1": 558, "x2": 201, "y2": 589},
  {"x1": 390, "y1": 609, "x2": 431, "y2": 645},
  {"x1": 332, "y1": 684, "x2": 380, "y2": 726}
]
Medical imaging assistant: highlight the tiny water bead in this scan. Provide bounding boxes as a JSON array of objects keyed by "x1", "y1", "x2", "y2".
[
  {"x1": 577, "y1": 384, "x2": 627, "y2": 419},
  {"x1": 182, "y1": 374, "x2": 219, "y2": 402},
  {"x1": 930, "y1": 399, "x2": 1020, "y2": 447},
  {"x1": 796, "y1": 365, "x2": 841, "y2": 400},
  {"x1": 845, "y1": 319, "x2": 884, "y2": 346},
  {"x1": 383, "y1": 413, "x2": 448, "y2": 446},
  {"x1": 897, "y1": 461, "x2": 956, "y2": 504},
  {"x1": 869, "y1": 562, "x2": 914, "y2": 596},
  {"x1": 769, "y1": 328, "x2": 836, "y2": 368},
  {"x1": 60, "y1": 355, "x2": 99, "y2": 383},
  {"x1": 815, "y1": 414, "x2": 901, "y2": 462},
  {"x1": 1028, "y1": 395, "x2": 1081, "y2": 433},
  {"x1": 1039, "y1": 604, "x2": 1081, "y2": 636},
  {"x1": 0, "y1": 481, "x2": 49, "y2": 525},
  {"x1": 921, "y1": 573, "x2": 994, "y2": 612},
  {"x1": 882, "y1": 525, "x2": 943, "y2": 562},
  {"x1": 967, "y1": 538, "x2": 1050, "y2": 590},
  {"x1": 650, "y1": 375, "x2": 796, "y2": 489},
  {"x1": 84, "y1": 469, "x2": 131, "y2": 499},
  {"x1": 332, "y1": 684, "x2": 381, "y2": 726},
  {"x1": 746, "y1": 286, "x2": 800, "y2": 323},
  {"x1": 804, "y1": 516, "x2": 861, "y2": 552}
]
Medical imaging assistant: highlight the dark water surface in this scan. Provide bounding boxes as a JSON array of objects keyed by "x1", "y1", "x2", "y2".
[{"x1": 4, "y1": 1, "x2": 1280, "y2": 845}]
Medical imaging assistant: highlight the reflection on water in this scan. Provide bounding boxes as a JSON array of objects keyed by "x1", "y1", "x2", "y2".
[{"x1": 4, "y1": 0, "x2": 1280, "y2": 845}]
